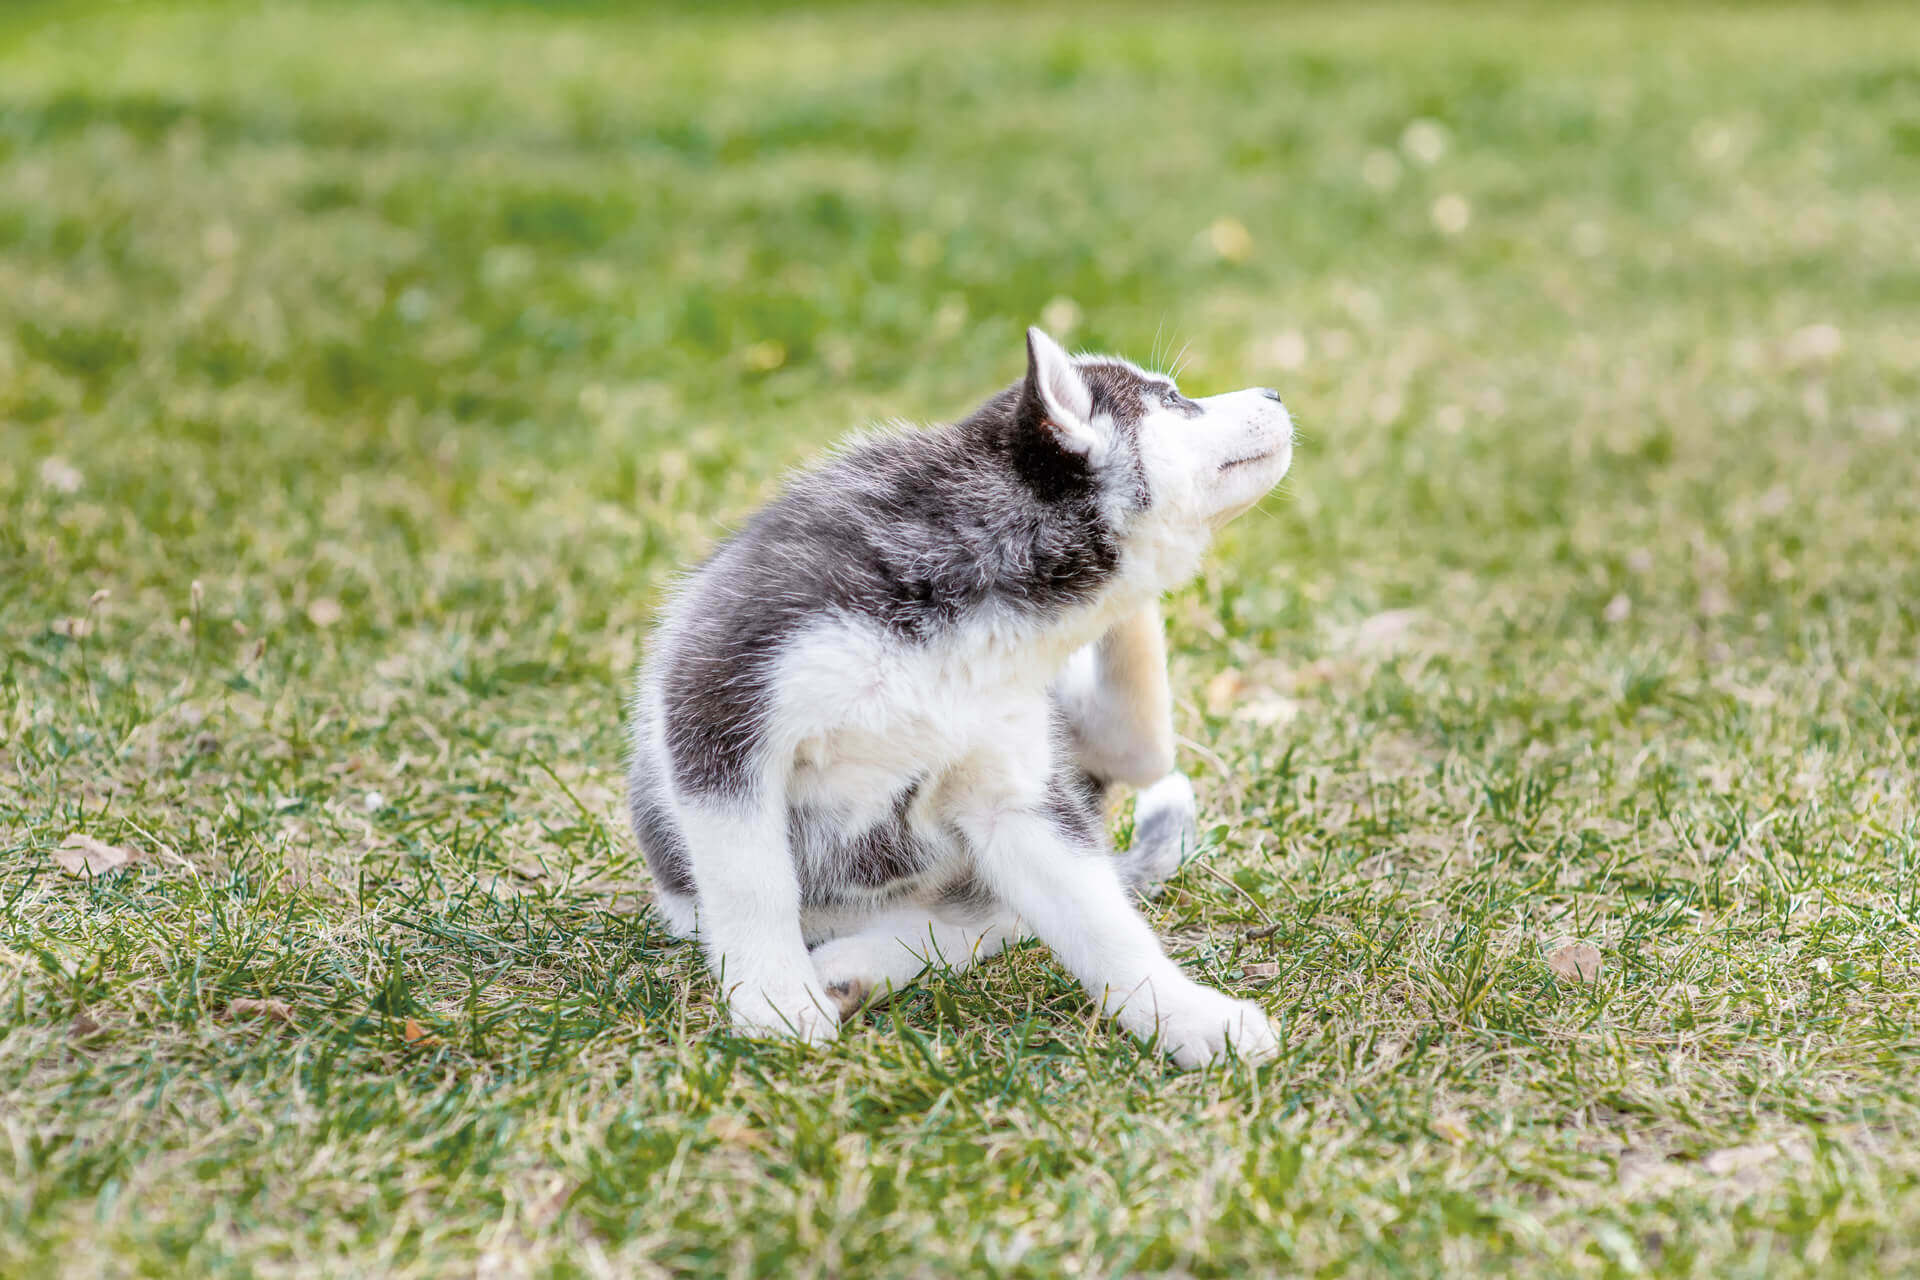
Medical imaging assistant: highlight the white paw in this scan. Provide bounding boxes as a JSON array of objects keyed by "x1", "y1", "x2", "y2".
[
  {"x1": 726, "y1": 983, "x2": 839, "y2": 1047},
  {"x1": 1126, "y1": 772, "x2": 1199, "y2": 892},
  {"x1": 1119, "y1": 983, "x2": 1279, "y2": 1068}
]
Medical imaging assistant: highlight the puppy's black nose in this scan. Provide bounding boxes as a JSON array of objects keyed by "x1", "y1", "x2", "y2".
[{"x1": 1259, "y1": 387, "x2": 1283, "y2": 401}]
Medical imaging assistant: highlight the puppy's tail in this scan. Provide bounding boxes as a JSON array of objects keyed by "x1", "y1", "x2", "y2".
[{"x1": 1117, "y1": 772, "x2": 1201, "y2": 898}]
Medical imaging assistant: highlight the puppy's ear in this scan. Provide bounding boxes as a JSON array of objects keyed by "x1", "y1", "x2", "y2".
[{"x1": 1023, "y1": 326, "x2": 1103, "y2": 459}]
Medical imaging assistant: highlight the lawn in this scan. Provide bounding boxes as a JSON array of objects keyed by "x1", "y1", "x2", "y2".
[{"x1": 4, "y1": 1, "x2": 1920, "y2": 1274}]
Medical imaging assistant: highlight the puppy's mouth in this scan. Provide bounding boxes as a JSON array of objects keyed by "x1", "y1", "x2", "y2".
[{"x1": 1219, "y1": 449, "x2": 1276, "y2": 472}]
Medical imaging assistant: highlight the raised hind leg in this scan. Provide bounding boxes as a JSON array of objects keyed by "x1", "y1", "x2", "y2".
[
  {"x1": 1054, "y1": 603, "x2": 1178, "y2": 786},
  {"x1": 1053, "y1": 603, "x2": 1201, "y2": 893}
]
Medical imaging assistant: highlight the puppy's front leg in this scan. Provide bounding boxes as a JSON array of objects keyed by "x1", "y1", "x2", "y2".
[
  {"x1": 677, "y1": 793, "x2": 837, "y2": 1045},
  {"x1": 962, "y1": 805, "x2": 1277, "y2": 1067}
]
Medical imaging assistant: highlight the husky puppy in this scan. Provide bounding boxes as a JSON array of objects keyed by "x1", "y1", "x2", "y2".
[{"x1": 627, "y1": 327, "x2": 1293, "y2": 1066}]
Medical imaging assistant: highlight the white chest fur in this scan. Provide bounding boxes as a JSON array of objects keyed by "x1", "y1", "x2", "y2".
[{"x1": 781, "y1": 609, "x2": 1079, "y2": 821}]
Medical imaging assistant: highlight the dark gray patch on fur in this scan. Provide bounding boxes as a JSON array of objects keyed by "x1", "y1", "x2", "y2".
[
  {"x1": 1074, "y1": 358, "x2": 1163, "y2": 510},
  {"x1": 634, "y1": 727, "x2": 1124, "y2": 910},
  {"x1": 934, "y1": 870, "x2": 1000, "y2": 919},
  {"x1": 1041, "y1": 767, "x2": 1108, "y2": 850},
  {"x1": 814, "y1": 778, "x2": 930, "y2": 893},
  {"x1": 1076, "y1": 360, "x2": 1159, "y2": 428},
  {"x1": 627, "y1": 753, "x2": 695, "y2": 896}
]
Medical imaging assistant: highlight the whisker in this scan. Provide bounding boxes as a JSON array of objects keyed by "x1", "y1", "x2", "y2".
[
  {"x1": 1169, "y1": 339, "x2": 1194, "y2": 381},
  {"x1": 1252, "y1": 485, "x2": 1294, "y2": 520}
]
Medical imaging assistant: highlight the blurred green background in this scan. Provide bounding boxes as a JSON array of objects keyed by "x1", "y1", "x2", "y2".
[{"x1": 4, "y1": 2, "x2": 1919, "y2": 1276}]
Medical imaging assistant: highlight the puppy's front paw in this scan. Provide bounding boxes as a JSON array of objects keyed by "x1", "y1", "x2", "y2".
[
  {"x1": 1122, "y1": 984, "x2": 1280, "y2": 1068},
  {"x1": 727, "y1": 983, "x2": 839, "y2": 1047}
]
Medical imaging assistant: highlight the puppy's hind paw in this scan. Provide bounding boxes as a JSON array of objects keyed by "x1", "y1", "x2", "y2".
[
  {"x1": 809, "y1": 935, "x2": 894, "y2": 1020},
  {"x1": 1123, "y1": 772, "x2": 1200, "y2": 895},
  {"x1": 822, "y1": 977, "x2": 872, "y2": 1020}
]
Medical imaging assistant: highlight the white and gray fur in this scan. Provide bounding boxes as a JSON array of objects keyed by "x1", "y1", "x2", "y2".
[{"x1": 626, "y1": 326, "x2": 1294, "y2": 1066}]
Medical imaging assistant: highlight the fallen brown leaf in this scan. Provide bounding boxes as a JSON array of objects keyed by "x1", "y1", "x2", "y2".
[
  {"x1": 1548, "y1": 941, "x2": 1603, "y2": 984},
  {"x1": 1204, "y1": 669, "x2": 1245, "y2": 715},
  {"x1": 70, "y1": 1012, "x2": 103, "y2": 1040},
  {"x1": 227, "y1": 997, "x2": 295, "y2": 1024},
  {"x1": 1243, "y1": 962, "x2": 1280, "y2": 978},
  {"x1": 54, "y1": 833, "x2": 137, "y2": 877},
  {"x1": 1289, "y1": 658, "x2": 1344, "y2": 690},
  {"x1": 706, "y1": 1114, "x2": 767, "y2": 1150},
  {"x1": 527, "y1": 1177, "x2": 576, "y2": 1228},
  {"x1": 402, "y1": 1016, "x2": 440, "y2": 1046}
]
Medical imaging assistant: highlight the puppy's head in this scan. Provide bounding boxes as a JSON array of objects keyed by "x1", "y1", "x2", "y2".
[{"x1": 1016, "y1": 325, "x2": 1294, "y2": 555}]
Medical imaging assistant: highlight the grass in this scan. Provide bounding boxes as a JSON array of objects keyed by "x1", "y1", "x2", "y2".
[{"x1": 4, "y1": 0, "x2": 1920, "y2": 1274}]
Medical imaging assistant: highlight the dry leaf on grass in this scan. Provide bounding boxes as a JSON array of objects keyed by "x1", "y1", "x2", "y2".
[
  {"x1": 1204, "y1": 669, "x2": 1246, "y2": 715},
  {"x1": 54, "y1": 834, "x2": 137, "y2": 877},
  {"x1": 706, "y1": 1114, "x2": 767, "y2": 1150},
  {"x1": 227, "y1": 998, "x2": 295, "y2": 1024},
  {"x1": 527, "y1": 1178, "x2": 576, "y2": 1228},
  {"x1": 1242, "y1": 962, "x2": 1281, "y2": 978},
  {"x1": 70, "y1": 1012, "x2": 103, "y2": 1040},
  {"x1": 402, "y1": 1016, "x2": 440, "y2": 1047},
  {"x1": 1548, "y1": 941, "x2": 1603, "y2": 983}
]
